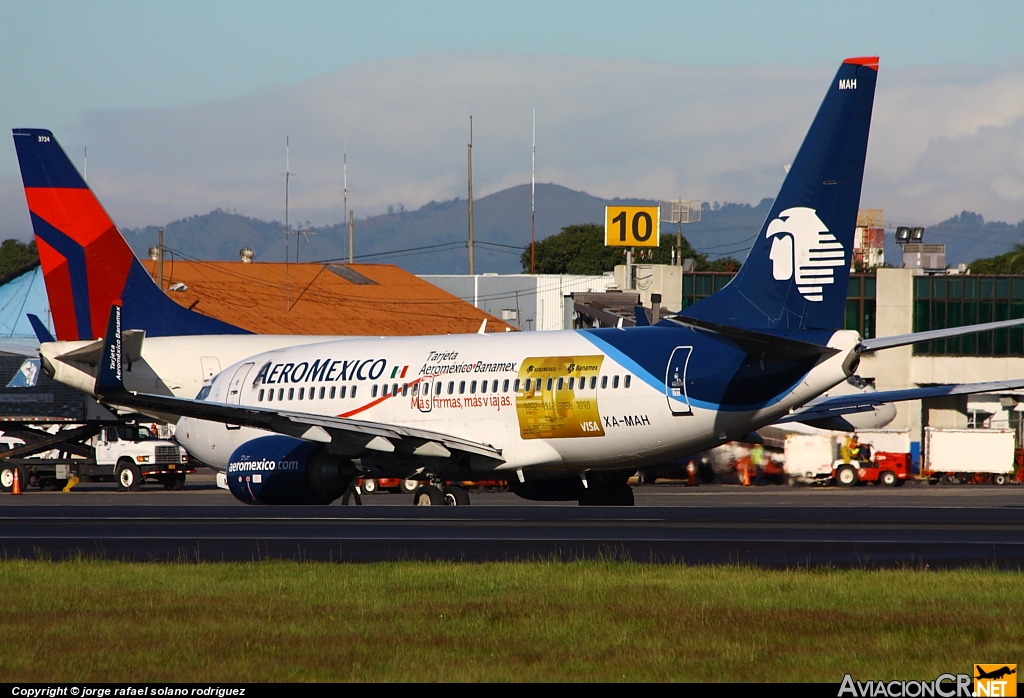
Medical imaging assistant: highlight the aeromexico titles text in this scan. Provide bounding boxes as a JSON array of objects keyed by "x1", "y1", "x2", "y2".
[{"x1": 253, "y1": 352, "x2": 517, "y2": 385}]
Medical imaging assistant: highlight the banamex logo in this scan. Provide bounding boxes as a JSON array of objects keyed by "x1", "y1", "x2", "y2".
[{"x1": 765, "y1": 207, "x2": 845, "y2": 302}]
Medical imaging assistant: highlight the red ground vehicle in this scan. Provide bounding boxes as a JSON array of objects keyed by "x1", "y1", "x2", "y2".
[
  {"x1": 359, "y1": 478, "x2": 508, "y2": 494},
  {"x1": 833, "y1": 451, "x2": 910, "y2": 487}
]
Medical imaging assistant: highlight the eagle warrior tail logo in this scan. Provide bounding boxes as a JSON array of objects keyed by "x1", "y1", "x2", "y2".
[{"x1": 766, "y1": 207, "x2": 845, "y2": 302}]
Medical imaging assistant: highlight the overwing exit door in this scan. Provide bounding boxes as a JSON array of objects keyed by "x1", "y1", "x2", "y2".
[
  {"x1": 418, "y1": 379, "x2": 433, "y2": 413},
  {"x1": 665, "y1": 346, "x2": 692, "y2": 415}
]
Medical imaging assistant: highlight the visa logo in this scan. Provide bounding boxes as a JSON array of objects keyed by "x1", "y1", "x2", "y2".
[
  {"x1": 581, "y1": 421, "x2": 602, "y2": 432},
  {"x1": 839, "y1": 79, "x2": 857, "y2": 90}
]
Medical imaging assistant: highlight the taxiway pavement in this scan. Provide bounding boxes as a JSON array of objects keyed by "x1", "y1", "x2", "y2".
[{"x1": 2, "y1": 476, "x2": 1022, "y2": 567}]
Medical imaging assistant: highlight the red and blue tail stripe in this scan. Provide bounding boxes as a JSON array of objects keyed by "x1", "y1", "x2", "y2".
[{"x1": 13, "y1": 128, "x2": 248, "y2": 340}]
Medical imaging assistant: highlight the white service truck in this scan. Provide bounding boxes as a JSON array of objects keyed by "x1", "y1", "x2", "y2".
[
  {"x1": 0, "y1": 423, "x2": 191, "y2": 493},
  {"x1": 923, "y1": 427, "x2": 1015, "y2": 485}
]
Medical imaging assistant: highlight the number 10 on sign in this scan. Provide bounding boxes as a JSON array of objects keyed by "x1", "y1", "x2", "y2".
[{"x1": 604, "y1": 206, "x2": 660, "y2": 247}]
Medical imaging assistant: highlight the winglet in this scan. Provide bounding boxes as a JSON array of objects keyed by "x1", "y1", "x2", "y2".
[
  {"x1": 94, "y1": 304, "x2": 126, "y2": 396},
  {"x1": 27, "y1": 314, "x2": 55, "y2": 343},
  {"x1": 633, "y1": 306, "x2": 650, "y2": 327}
]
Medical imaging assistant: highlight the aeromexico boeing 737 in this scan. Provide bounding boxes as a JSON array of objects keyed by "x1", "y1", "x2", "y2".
[{"x1": 17, "y1": 57, "x2": 1024, "y2": 505}]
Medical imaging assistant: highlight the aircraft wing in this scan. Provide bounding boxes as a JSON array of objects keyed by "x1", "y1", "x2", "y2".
[
  {"x1": 776, "y1": 378, "x2": 1024, "y2": 424},
  {"x1": 859, "y1": 317, "x2": 1024, "y2": 352},
  {"x1": 93, "y1": 305, "x2": 500, "y2": 460},
  {"x1": 99, "y1": 388, "x2": 502, "y2": 460}
]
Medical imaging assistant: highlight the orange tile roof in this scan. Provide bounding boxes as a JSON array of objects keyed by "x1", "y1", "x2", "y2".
[{"x1": 140, "y1": 261, "x2": 514, "y2": 336}]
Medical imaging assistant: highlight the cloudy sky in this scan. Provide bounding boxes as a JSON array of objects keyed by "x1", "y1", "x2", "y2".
[{"x1": 2, "y1": 0, "x2": 1023, "y2": 241}]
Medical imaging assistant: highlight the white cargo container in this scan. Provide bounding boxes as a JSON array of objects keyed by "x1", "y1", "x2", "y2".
[
  {"x1": 924, "y1": 427, "x2": 1015, "y2": 485},
  {"x1": 783, "y1": 433, "x2": 837, "y2": 484},
  {"x1": 856, "y1": 429, "x2": 911, "y2": 455}
]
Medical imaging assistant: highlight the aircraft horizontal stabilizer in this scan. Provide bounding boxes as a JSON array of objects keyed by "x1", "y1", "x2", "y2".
[
  {"x1": 669, "y1": 316, "x2": 838, "y2": 361},
  {"x1": 777, "y1": 378, "x2": 1024, "y2": 424},
  {"x1": 860, "y1": 317, "x2": 1024, "y2": 353},
  {"x1": 58, "y1": 330, "x2": 146, "y2": 367}
]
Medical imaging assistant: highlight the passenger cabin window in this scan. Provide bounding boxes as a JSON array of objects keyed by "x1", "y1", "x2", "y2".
[
  {"x1": 412, "y1": 384, "x2": 419, "y2": 396},
  {"x1": 624, "y1": 375, "x2": 631, "y2": 388},
  {"x1": 402, "y1": 383, "x2": 408, "y2": 397},
  {"x1": 278, "y1": 388, "x2": 284, "y2": 401},
  {"x1": 601, "y1": 376, "x2": 608, "y2": 389},
  {"x1": 288, "y1": 388, "x2": 294, "y2": 400},
  {"x1": 613, "y1": 376, "x2": 619, "y2": 389},
  {"x1": 298, "y1": 388, "x2": 305, "y2": 400},
  {"x1": 333, "y1": 386, "x2": 339, "y2": 399},
  {"x1": 590, "y1": 376, "x2": 597, "y2": 390},
  {"x1": 258, "y1": 389, "x2": 265, "y2": 401},
  {"x1": 480, "y1": 381, "x2": 487, "y2": 394},
  {"x1": 372, "y1": 385, "x2": 378, "y2": 398},
  {"x1": 503, "y1": 379, "x2": 510, "y2": 392},
  {"x1": 557, "y1": 377, "x2": 564, "y2": 390},
  {"x1": 448, "y1": 381, "x2": 455, "y2": 395},
  {"x1": 546, "y1": 378, "x2": 553, "y2": 391},
  {"x1": 459, "y1": 381, "x2": 466, "y2": 394},
  {"x1": 350, "y1": 386, "x2": 357, "y2": 398},
  {"x1": 568, "y1": 377, "x2": 574, "y2": 391},
  {"x1": 267, "y1": 390, "x2": 274, "y2": 402},
  {"x1": 470, "y1": 380, "x2": 477, "y2": 394}
]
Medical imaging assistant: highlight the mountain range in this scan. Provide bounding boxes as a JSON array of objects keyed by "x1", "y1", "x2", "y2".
[{"x1": 122, "y1": 183, "x2": 1024, "y2": 275}]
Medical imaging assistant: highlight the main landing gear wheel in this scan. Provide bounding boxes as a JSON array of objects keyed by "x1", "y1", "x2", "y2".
[
  {"x1": 413, "y1": 484, "x2": 443, "y2": 506},
  {"x1": 879, "y1": 470, "x2": 898, "y2": 487},
  {"x1": 116, "y1": 461, "x2": 143, "y2": 492},
  {"x1": 443, "y1": 485, "x2": 471, "y2": 506},
  {"x1": 835, "y1": 466, "x2": 858, "y2": 487}
]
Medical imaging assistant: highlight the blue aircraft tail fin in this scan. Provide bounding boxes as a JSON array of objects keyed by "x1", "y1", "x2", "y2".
[{"x1": 679, "y1": 57, "x2": 878, "y2": 332}]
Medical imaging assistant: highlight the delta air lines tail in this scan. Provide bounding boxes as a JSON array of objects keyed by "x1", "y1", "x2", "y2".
[{"x1": 12, "y1": 128, "x2": 248, "y2": 340}]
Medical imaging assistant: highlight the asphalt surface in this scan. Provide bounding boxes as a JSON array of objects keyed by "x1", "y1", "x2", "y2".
[{"x1": 2, "y1": 472, "x2": 1023, "y2": 567}]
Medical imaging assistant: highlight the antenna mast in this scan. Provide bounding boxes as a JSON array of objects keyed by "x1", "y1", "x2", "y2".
[
  {"x1": 467, "y1": 116, "x2": 474, "y2": 276},
  {"x1": 531, "y1": 109, "x2": 536, "y2": 275},
  {"x1": 344, "y1": 144, "x2": 353, "y2": 263},
  {"x1": 282, "y1": 135, "x2": 292, "y2": 310}
]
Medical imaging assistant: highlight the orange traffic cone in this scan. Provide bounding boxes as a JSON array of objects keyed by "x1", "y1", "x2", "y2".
[{"x1": 12, "y1": 467, "x2": 22, "y2": 495}]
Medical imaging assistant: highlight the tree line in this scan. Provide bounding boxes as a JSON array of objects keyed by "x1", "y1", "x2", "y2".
[{"x1": 520, "y1": 223, "x2": 740, "y2": 275}]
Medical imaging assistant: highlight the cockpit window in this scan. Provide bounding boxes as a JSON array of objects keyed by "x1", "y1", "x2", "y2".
[{"x1": 196, "y1": 385, "x2": 212, "y2": 401}]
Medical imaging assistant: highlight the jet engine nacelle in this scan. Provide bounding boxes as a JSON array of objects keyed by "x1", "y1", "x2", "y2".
[{"x1": 226, "y1": 435, "x2": 357, "y2": 505}]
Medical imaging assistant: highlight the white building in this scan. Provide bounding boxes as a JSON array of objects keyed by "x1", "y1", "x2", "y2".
[{"x1": 420, "y1": 273, "x2": 617, "y2": 332}]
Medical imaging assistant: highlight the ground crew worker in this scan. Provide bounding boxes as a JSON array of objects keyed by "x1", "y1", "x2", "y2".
[
  {"x1": 841, "y1": 434, "x2": 861, "y2": 465},
  {"x1": 749, "y1": 443, "x2": 765, "y2": 486}
]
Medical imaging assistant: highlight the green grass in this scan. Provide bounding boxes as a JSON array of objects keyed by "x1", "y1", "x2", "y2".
[{"x1": 1, "y1": 560, "x2": 1022, "y2": 682}]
